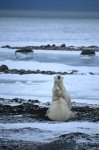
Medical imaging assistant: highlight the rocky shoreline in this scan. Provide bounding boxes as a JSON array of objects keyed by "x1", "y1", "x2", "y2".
[
  {"x1": 0, "y1": 98, "x2": 99, "y2": 150},
  {"x1": 0, "y1": 98, "x2": 99, "y2": 123},
  {"x1": 0, "y1": 65, "x2": 99, "y2": 75},
  {"x1": 1, "y1": 44, "x2": 99, "y2": 51}
]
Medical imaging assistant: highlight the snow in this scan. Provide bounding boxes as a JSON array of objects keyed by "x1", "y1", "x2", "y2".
[{"x1": 0, "y1": 74, "x2": 99, "y2": 104}]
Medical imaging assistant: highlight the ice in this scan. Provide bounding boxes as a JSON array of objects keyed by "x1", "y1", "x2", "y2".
[{"x1": 0, "y1": 74, "x2": 99, "y2": 104}]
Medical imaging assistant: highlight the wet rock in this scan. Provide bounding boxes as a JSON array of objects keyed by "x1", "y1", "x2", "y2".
[
  {"x1": 81, "y1": 50, "x2": 95, "y2": 56},
  {"x1": 0, "y1": 65, "x2": 9, "y2": 72}
]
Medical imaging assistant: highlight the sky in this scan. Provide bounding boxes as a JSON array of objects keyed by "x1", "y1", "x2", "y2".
[{"x1": 0, "y1": 0, "x2": 99, "y2": 12}]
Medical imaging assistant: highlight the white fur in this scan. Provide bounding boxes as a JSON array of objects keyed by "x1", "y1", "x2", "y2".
[
  {"x1": 46, "y1": 86, "x2": 73, "y2": 121},
  {"x1": 47, "y1": 99, "x2": 73, "y2": 121},
  {"x1": 52, "y1": 75, "x2": 72, "y2": 110}
]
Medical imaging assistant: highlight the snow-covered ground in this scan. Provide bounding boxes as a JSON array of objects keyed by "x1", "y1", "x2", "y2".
[{"x1": 0, "y1": 74, "x2": 99, "y2": 105}]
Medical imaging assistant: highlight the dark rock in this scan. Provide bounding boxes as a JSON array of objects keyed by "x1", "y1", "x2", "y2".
[
  {"x1": 52, "y1": 44, "x2": 56, "y2": 47},
  {"x1": 45, "y1": 44, "x2": 51, "y2": 48},
  {"x1": 69, "y1": 70, "x2": 78, "y2": 75},
  {"x1": 1, "y1": 45, "x2": 10, "y2": 48},
  {"x1": 60, "y1": 44, "x2": 65, "y2": 47},
  {"x1": 0, "y1": 65, "x2": 9, "y2": 71},
  {"x1": 19, "y1": 69, "x2": 26, "y2": 75},
  {"x1": 89, "y1": 72, "x2": 94, "y2": 75},
  {"x1": 15, "y1": 48, "x2": 33, "y2": 53},
  {"x1": 81, "y1": 50, "x2": 95, "y2": 56},
  {"x1": 11, "y1": 98, "x2": 23, "y2": 103},
  {"x1": 88, "y1": 45, "x2": 98, "y2": 48}
]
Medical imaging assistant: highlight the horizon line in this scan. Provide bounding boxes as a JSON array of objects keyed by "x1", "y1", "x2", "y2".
[{"x1": 0, "y1": 10, "x2": 99, "y2": 18}]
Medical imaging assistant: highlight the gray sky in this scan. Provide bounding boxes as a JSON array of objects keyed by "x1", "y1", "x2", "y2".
[{"x1": 0, "y1": 0, "x2": 99, "y2": 12}]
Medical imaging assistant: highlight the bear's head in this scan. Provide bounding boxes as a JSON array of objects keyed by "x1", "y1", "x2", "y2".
[{"x1": 54, "y1": 75, "x2": 64, "y2": 85}]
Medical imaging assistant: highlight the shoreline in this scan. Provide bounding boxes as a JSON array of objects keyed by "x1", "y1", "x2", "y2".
[
  {"x1": 1, "y1": 44, "x2": 99, "y2": 51},
  {"x1": 0, "y1": 65, "x2": 99, "y2": 75},
  {"x1": 0, "y1": 98, "x2": 99, "y2": 123}
]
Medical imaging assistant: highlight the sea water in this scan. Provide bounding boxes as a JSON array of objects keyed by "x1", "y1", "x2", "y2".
[{"x1": 0, "y1": 15, "x2": 99, "y2": 47}]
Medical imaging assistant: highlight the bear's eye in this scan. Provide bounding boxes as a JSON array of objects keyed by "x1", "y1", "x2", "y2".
[{"x1": 57, "y1": 76, "x2": 60, "y2": 79}]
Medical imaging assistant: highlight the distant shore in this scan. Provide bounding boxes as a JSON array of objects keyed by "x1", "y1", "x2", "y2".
[
  {"x1": 0, "y1": 10, "x2": 99, "y2": 18},
  {"x1": 1, "y1": 44, "x2": 99, "y2": 51}
]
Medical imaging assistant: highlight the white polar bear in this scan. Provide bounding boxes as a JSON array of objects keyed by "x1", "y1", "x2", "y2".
[
  {"x1": 46, "y1": 86, "x2": 73, "y2": 121},
  {"x1": 52, "y1": 75, "x2": 72, "y2": 110}
]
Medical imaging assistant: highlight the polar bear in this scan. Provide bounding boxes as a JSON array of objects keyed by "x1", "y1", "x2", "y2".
[
  {"x1": 46, "y1": 86, "x2": 73, "y2": 121},
  {"x1": 52, "y1": 75, "x2": 72, "y2": 110}
]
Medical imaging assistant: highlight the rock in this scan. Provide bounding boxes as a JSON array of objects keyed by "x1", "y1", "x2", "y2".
[
  {"x1": 45, "y1": 44, "x2": 51, "y2": 48},
  {"x1": 88, "y1": 45, "x2": 98, "y2": 48},
  {"x1": 0, "y1": 65, "x2": 9, "y2": 71},
  {"x1": 52, "y1": 44, "x2": 56, "y2": 47},
  {"x1": 60, "y1": 44, "x2": 65, "y2": 47},
  {"x1": 1, "y1": 45, "x2": 10, "y2": 48},
  {"x1": 81, "y1": 50, "x2": 95, "y2": 56},
  {"x1": 15, "y1": 48, "x2": 33, "y2": 59},
  {"x1": 15, "y1": 48, "x2": 33, "y2": 53}
]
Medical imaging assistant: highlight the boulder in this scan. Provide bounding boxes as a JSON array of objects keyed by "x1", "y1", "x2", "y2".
[
  {"x1": 60, "y1": 44, "x2": 66, "y2": 47},
  {"x1": 0, "y1": 65, "x2": 9, "y2": 71},
  {"x1": 1, "y1": 45, "x2": 10, "y2": 48},
  {"x1": 81, "y1": 50, "x2": 95, "y2": 56},
  {"x1": 15, "y1": 48, "x2": 33, "y2": 53},
  {"x1": 52, "y1": 44, "x2": 56, "y2": 47},
  {"x1": 15, "y1": 48, "x2": 34, "y2": 59},
  {"x1": 45, "y1": 44, "x2": 51, "y2": 48}
]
